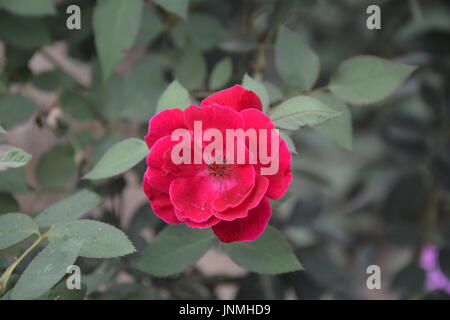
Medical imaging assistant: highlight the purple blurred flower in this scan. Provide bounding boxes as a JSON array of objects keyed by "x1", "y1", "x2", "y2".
[{"x1": 420, "y1": 244, "x2": 450, "y2": 293}]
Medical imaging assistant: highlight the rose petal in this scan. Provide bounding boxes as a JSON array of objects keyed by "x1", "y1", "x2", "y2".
[
  {"x1": 213, "y1": 164, "x2": 255, "y2": 212},
  {"x1": 240, "y1": 108, "x2": 278, "y2": 156},
  {"x1": 169, "y1": 173, "x2": 220, "y2": 222},
  {"x1": 146, "y1": 135, "x2": 177, "y2": 168},
  {"x1": 241, "y1": 109, "x2": 292, "y2": 200},
  {"x1": 214, "y1": 175, "x2": 269, "y2": 221},
  {"x1": 264, "y1": 139, "x2": 292, "y2": 199},
  {"x1": 145, "y1": 108, "x2": 187, "y2": 149},
  {"x1": 240, "y1": 108, "x2": 276, "y2": 130},
  {"x1": 146, "y1": 136, "x2": 201, "y2": 193},
  {"x1": 185, "y1": 215, "x2": 221, "y2": 228},
  {"x1": 212, "y1": 197, "x2": 272, "y2": 243},
  {"x1": 184, "y1": 104, "x2": 245, "y2": 135},
  {"x1": 142, "y1": 174, "x2": 183, "y2": 225},
  {"x1": 144, "y1": 167, "x2": 173, "y2": 194},
  {"x1": 201, "y1": 85, "x2": 262, "y2": 112}
]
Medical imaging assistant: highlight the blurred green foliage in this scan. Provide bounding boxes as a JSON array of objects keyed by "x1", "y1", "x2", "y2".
[{"x1": 0, "y1": 0, "x2": 449, "y2": 300}]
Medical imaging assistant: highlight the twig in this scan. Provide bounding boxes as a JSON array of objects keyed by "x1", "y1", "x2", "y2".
[
  {"x1": 40, "y1": 48, "x2": 88, "y2": 90},
  {"x1": 0, "y1": 233, "x2": 46, "y2": 291}
]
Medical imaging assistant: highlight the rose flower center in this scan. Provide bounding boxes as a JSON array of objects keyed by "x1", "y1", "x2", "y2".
[{"x1": 207, "y1": 163, "x2": 229, "y2": 178}]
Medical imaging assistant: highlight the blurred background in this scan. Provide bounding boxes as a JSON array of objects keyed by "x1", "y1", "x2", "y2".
[{"x1": 1, "y1": 0, "x2": 450, "y2": 300}]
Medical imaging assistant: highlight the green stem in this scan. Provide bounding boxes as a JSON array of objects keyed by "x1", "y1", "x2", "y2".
[
  {"x1": 0, "y1": 233, "x2": 46, "y2": 292},
  {"x1": 260, "y1": 275, "x2": 275, "y2": 299},
  {"x1": 192, "y1": 91, "x2": 213, "y2": 99}
]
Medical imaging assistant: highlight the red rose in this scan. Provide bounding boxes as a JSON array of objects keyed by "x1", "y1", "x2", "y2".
[{"x1": 142, "y1": 85, "x2": 292, "y2": 242}]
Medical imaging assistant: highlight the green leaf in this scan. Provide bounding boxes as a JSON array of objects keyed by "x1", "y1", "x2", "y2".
[
  {"x1": 279, "y1": 131, "x2": 297, "y2": 154},
  {"x1": 46, "y1": 282, "x2": 87, "y2": 300},
  {"x1": 312, "y1": 92, "x2": 353, "y2": 150},
  {"x1": 264, "y1": 82, "x2": 283, "y2": 104},
  {"x1": 93, "y1": 0, "x2": 143, "y2": 81},
  {"x1": 223, "y1": 226, "x2": 303, "y2": 274},
  {"x1": 270, "y1": 96, "x2": 341, "y2": 130},
  {"x1": 242, "y1": 74, "x2": 270, "y2": 113},
  {"x1": 175, "y1": 46, "x2": 207, "y2": 90},
  {"x1": 90, "y1": 72, "x2": 125, "y2": 122},
  {"x1": 122, "y1": 56, "x2": 165, "y2": 122},
  {"x1": 126, "y1": 204, "x2": 158, "y2": 252},
  {"x1": 90, "y1": 132, "x2": 123, "y2": 165},
  {"x1": 134, "y1": 5, "x2": 163, "y2": 47},
  {"x1": 0, "y1": 125, "x2": 6, "y2": 134},
  {"x1": 0, "y1": 168, "x2": 28, "y2": 193},
  {"x1": 0, "y1": 14, "x2": 51, "y2": 49},
  {"x1": 35, "y1": 189, "x2": 102, "y2": 228},
  {"x1": 329, "y1": 55, "x2": 416, "y2": 105},
  {"x1": 156, "y1": 80, "x2": 191, "y2": 113},
  {"x1": 47, "y1": 220, "x2": 135, "y2": 258},
  {"x1": 209, "y1": 57, "x2": 232, "y2": 90},
  {"x1": 152, "y1": 0, "x2": 189, "y2": 20},
  {"x1": 31, "y1": 70, "x2": 73, "y2": 92},
  {"x1": 0, "y1": 253, "x2": 7, "y2": 268},
  {"x1": 137, "y1": 225, "x2": 215, "y2": 277},
  {"x1": 0, "y1": 193, "x2": 19, "y2": 215},
  {"x1": 1, "y1": 291, "x2": 10, "y2": 300},
  {"x1": 36, "y1": 145, "x2": 77, "y2": 190},
  {"x1": 99, "y1": 283, "x2": 155, "y2": 300},
  {"x1": 0, "y1": 0, "x2": 55, "y2": 16},
  {"x1": 60, "y1": 90, "x2": 95, "y2": 120},
  {"x1": 275, "y1": 26, "x2": 320, "y2": 91},
  {"x1": 83, "y1": 138, "x2": 147, "y2": 180},
  {"x1": 70, "y1": 130, "x2": 96, "y2": 150},
  {"x1": 10, "y1": 238, "x2": 82, "y2": 300},
  {"x1": 0, "y1": 146, "x2": 31, "y2": 171},
  {"x1": 0, "y1": 213, "x2": 38, "y2": 250},
  {"x1": 0, "y1": 94, "x2": 36, "y2": 130},
  {"x1": 4, "y1": 45, "x2": 33, "y2": 69},
  {"x1": 171, "y1": 13, "x2": 225, "y2": 51},
  {"x1": 83, "y1": 260, "x2": 119, "y2": 294},
  {"x1": 2, "y1": 46, "x2": 33, "y2": 83}
]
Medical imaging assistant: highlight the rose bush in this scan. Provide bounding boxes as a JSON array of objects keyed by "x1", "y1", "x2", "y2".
[
  {"x1": 0, "y1": 0, "x2": 437, "y2": 301},
  {"x1": 142, "y1": 85, "x2": 292, "y2": 242}
]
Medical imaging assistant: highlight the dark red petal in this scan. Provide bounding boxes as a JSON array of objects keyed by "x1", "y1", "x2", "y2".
[
  {"x1": 213, "y1": 164, "x2": 255, "y2": 212},
  {"x1": 200, "y1": 85, "x2": 262, "y2": 112},
  {"x1": 214, "y1": 175, "x2": 269, "y2": 221},
  {"x1": 264, "y1": 139, "x2": 292, "y2": 199},
  {"x1": 169, "y1": 174, "x2": 219, "y2": 223},
  {"x1": 212, "y1": 197, "x2": 272, "y2": 243},
  {"x1": 185, "y1": 215, "x2": 221, "y2": 228},
  {"x1": 240, "y1": 109, "x2": 292, "y2": 200},
  {"x1": 146, "y1": 136, "x2": 202, "y2": 193},
  {"x1": 146, "y1": 135, "x2": 177, "y2": 168},
  {"x1": 144, "y1": 167, "x2": 173, "y2": 193},
  {"x1": 145, "y1": 108, "x2": 187, "y2": 149},
  {"x1": 240, "y1": 108, "x2": 275, "y2": 130},
  {"x1": 142, "y1": 173, "x2": 183, "y2": 225},
  {"x1": 240, "y1": 108, "x2": 279, "y2": 161},
  {"x1": 184, "y1": 104, "x2": 244, "y2": 135}
]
